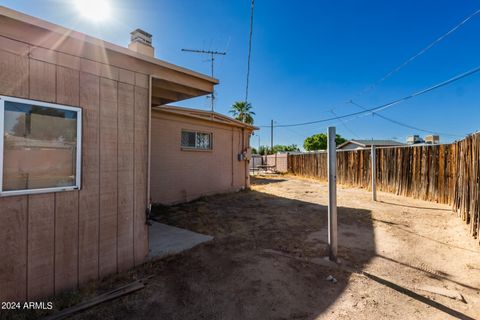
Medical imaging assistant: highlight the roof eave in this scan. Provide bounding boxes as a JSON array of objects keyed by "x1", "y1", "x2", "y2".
[
  {"x1": 0, "y1": 5, "x2": 218, "y2": 85},
  {"x1": 153, "y1": 105, "x2": 258, "y2": 130}
]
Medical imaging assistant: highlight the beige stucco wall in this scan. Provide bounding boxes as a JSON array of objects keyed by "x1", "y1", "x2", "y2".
[{"x1": 150, "y1": 110, "x2": 252, "y2": 205}]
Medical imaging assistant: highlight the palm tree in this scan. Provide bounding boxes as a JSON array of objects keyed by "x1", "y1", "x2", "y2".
[{"x1": 229, "y1": 101, "x2": 255, "y2": 124}]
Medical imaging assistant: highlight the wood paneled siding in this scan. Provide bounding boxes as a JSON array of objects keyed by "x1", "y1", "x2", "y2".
[{"x1": 0, "y1": 34, "x2": 150, "y2": 301}]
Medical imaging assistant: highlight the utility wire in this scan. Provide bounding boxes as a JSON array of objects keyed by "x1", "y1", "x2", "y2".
[
  {"x1": 349, "y1": 7, "x2": 480, "y2": 102},
  {"x1": 258, "y1": 64, "x2": 480, "y2": 128},
  {"x1": 307, "y1": 7, "x2": 480, "y2": 117},
  {"x1": 257, "y1": 7, "x2": 480, "y2": 135},
  {"x1": 348, "y1": 100, "x2": 464, "y2": 137},
  {"x1": 300, "y1": 9, "x2": 479, "y2": 138},
  {"x1": 330, "y1": 109, "x2": 360, "y2": 138},
  {"x1": 284, "y1": 126, "x2": 310, "y2": 140},
  {"x1": 245, "y1": 0, "x2": 255, "y2": 103}
]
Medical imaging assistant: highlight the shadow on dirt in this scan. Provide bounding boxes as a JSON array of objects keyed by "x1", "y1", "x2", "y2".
[
  {"x1": 249, "y1": 175, "x2": 288, "y2": 185},
  {"x1": 144, "y1": 187, "x2": 375, "y2": 320},
  {"x1": 144, "y1": 180, "x2": 475, "y2": 320},
  {"x1": 19, "y1": 178, "x2": 473, "y2": 320},
  {"x1": 8, "y1": 178, "x2": 471, "y2": 320}
]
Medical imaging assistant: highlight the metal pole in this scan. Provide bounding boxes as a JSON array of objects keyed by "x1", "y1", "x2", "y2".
[
  {"x1": 210, "y1": 53, "x2": 214, "y2": 111},
  {"x1": 270, "y1": 120, "x2": 274, "y2": 153},
  {"x1": 327, "y1": 126, "x2": 338, "y2": 262},
  {"x1": 371, "y1": 145, "x2": 377, "y2": 201},
  {"x1": 181, "y1": 49, "x2": 226, "y2": 112},
  {"x1": 211, "y1": 53, "x2": 214, "y2": 78},
  {"x1": 271, "y1": 120, "x2": 276, "y2": 171}
]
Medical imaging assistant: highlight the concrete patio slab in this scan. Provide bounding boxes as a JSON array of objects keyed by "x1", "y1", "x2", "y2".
[{"x1": 148, "y1": 221, "x2": 214, "y2": 259}]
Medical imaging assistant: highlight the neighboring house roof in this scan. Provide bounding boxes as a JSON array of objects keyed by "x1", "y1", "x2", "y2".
[
  {"x1": 338, "y1": 139, "x2": 405, "y2": 149},
  {"x1": 153, "y1": 105, "x2": 258, "y2": 130}
]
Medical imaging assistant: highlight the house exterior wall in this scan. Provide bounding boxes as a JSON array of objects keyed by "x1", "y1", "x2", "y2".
[
  {"x1": 150, "y1": 110, "x2": 251, "y2": 205},
  {"x1": 0, "y1": 34, "x2": 149, "y2": 301}
]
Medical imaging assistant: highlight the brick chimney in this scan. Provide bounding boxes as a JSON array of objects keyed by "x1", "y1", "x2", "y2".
[{"x1": 128, "y1": 29, "x2": 154, "y2": 57}]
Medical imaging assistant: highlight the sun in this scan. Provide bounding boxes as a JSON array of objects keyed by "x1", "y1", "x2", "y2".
[{"x1": 74, "y1": 0, "x2": 111, "y2": 22}]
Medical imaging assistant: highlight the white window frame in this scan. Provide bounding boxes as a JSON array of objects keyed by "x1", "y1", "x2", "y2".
[
  {"x1": 0, "y1": 95, "x2": 82, "y2": 197},
  {"x1": 181, "y1": 130, "x2": 213, "y2": 150}
]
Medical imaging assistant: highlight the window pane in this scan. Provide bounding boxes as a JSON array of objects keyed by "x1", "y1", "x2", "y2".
[
  {"x1": 196, "y1": 133, "x2": 211, "y2": 149},
  {"x1": 181, "y1": 131, "x2": 196, "y2": 147},
  {"x1": 3, "y1": 101, "x2": 78, "y2": 191}
]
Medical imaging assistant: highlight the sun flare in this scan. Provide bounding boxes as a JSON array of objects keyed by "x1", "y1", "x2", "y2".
[{"x1": 74, "y1": 0, "x2": 111, "y2": 22}]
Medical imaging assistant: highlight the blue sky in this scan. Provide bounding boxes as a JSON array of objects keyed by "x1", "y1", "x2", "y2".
[{"x1": 4, "y1": 0, "x2": 480, "y2": 149}]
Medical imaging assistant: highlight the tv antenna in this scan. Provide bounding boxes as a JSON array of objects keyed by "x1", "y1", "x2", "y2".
[{"x1": 181, "y1": 48, "x2": 226, "y2": 111}]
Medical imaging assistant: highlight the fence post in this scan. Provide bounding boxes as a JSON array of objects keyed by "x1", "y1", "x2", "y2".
[
  {"x1": 327, "y1": 127, "x2": 338, "y2": 261},
  {"x1": 371, "y1": 145, "x2": 377, "y2": 201}
]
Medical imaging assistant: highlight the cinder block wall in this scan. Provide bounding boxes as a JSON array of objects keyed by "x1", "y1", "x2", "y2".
[
  {"x1": 150, "y1": 110, "x2": 251, "y2": 205},
  {"x1": 264, "y1": 154, "x2": 288, "y2": 172},
  {"x1": 0, "y1": 34, "x2": 150, "y2": 301}
]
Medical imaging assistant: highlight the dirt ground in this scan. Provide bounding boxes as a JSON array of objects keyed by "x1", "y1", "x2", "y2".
[{"x1": 9, "y1": 175, "x2": 480, "y2": 320}]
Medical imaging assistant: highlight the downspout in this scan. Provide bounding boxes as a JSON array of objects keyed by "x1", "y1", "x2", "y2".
[
  {"x1": 242, "y1": 128, "x2": 245, "y2": 182},
  {"x1": 231, "y1": 128, "x2": 234, "y2": 187},
  {"x1": 146, "y1": 75, "x2": 152, "y2": 223},
  {"x1": 242, "y1": 128, "x2": 248, "y2": 189}
]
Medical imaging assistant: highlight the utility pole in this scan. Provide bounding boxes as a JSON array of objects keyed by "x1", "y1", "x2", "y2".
[
  {"x1": 181, "y1": 48, "x2": 226, "y2": 111},
  {"x1": 270, "y1": 119, "x2": 274, "y2": 152},
  {"x1": 371, "y1": 145, "x2": 377, "y2": 201},
  {"x1": 327, "y1": 126, "x2": 338, "y2": 262},
  {"x1": 245, "y1": 0, "x2": 255, "y2": 103},
  {"x1": 271, "y1": 119, "x2": 277, "y2": 171}
]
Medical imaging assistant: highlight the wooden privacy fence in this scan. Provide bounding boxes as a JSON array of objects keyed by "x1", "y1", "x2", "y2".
[{"x1": 288, "y1": 133, "x2": 480, "y2": 244}]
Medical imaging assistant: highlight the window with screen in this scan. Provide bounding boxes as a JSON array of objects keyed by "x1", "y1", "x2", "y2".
[
  {"x1": 0, "y1": 96, "x2": 82, "y2": 196},
  {"x1": 181, "y1": 130, "x2": 212, "y2": 150}
]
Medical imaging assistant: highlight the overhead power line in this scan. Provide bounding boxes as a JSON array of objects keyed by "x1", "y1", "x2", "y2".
[
  {"x1": 352, "y1": 8, "x2": 480, "y2": 99},
  {"x1": 311, "y1": 7, "x2": 480, "y2": 116},
  {"x1": 348, "y1": 100, "x2": 464, "y2": 137},
  {"x1": 299, "y1": 7, "x2": 480, "y2": 138},
  {"x1": 245, "y1": 0, "x2": 255, "y2": 103},
  {"x1": 258, "y1": 64, "x2": 480, "y2": 128},
  {"x1": 330, "y1": 109, "x2": 360, "y2": 138}
]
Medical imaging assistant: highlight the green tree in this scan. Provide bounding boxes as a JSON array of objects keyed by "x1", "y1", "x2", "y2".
[
  {"x1": 258, "y1": 145, "x2": 270, "y2": 155},
  {"x1": 256, "y1": 144, "x2": 300, "y2": 155},
  {"x1": 303, "y1": 133, "x2": 346, "y2": 151},
  {"x1": 229, "y1": 101, "x2": 255, "y2": 124}
]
